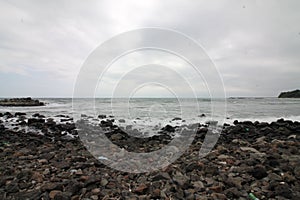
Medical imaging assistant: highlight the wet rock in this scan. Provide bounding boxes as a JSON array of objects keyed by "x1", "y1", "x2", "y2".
[
  {"x1": 98, "y1": 114, "x2": 106, "y2": 119},
  {"x1": 118, "y1": 119, "x2": 125, "y2": 123},
  {"x1": 15, "y1": 112, "x2": 26, "y2": 117},
  {"x1": 33, "y1": 113, "x2": 45, "y2": 118},
  {"x1": 4, "y1": 112, "x2": 13, "y2": 118},
  {"x1": 161, "y1": 124, "x2": 175, "y2": 132},
  {"x1": 28, "y1": 118, "x2": 45, "y2": 125},
  {"x1": 172, "y1": 117, "x2": 182, "y2": 121}
]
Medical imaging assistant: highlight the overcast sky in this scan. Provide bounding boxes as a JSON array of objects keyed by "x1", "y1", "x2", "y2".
[{"x1": 0, "y1": 0, "x2": 299, "y2": 98}]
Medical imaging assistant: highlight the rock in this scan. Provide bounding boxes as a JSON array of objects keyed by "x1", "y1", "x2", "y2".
[
  {"x1": 278, "y1": 89, "x2": 300, "y2": 98},
  {"x1": 0, "y1": 97, "x2": 45, "y2": 106},
  {"x1": 161, "y1": 124, "x2": 175, "y2": 132},
  {"x1": 65, "y1": 181, "x2": 82, "y2": 195},
  {"x1": 274, "y1": 183, "x2": 293, "y2": 198},
  {"x1": 240, "y1": 147, "x2": 265, "y2": 156},
  {"x1": 225, "y1": 177, "x2": 244, "y2": 189},
  {"x1": 134, "y1": 184, "x2": 148, "y2": 194},
  {"x1": 152, "y1": 172, "x2": 171, "y2": 181},
  {"x1": 28, "y1": 118, "x2": 45, "y2": 125},
  {"x1": 15, "y1": 112, "x2": 26, "y2": 117},
  {"x1": 54, "y1": 161, "x2": 70, "y2": 170},
  {"x1": 5, "y1": 182, "x2": 19, "y2": 193},
  {"x1": 32, "y1": 172, "x2": 44, "y2": 183},
  {"x1": 100, "y1": 178, "x2": 108, "y2": 187},
  {"x1": 98, "y1": 114, "x2": 106, "y2": 119},
  {"x1": 250, "y1": 165, "x2": 268, "y2": 179},
  {"x1": 33, "y1": 113, "x2": 45, "y2": 118},
  {"x1": 172, "y1": 117, "x2": 182, "y2": 121},
  {"x1": 192, "y1": 181, "x2": 205, "y2": 191},
  {"x1": 84, "y1": 176, "x2": 101, "y2": 187},
  {"x1": 91, "y1": 188, "x2": 101, "y2": 195},
  {"x1": 4, "y1": 112, "x2": 13, "y2": 118},
  {"x1": 294, "y1": 166, "x2": 300, "y2": 178},
  {"x1": 172, "y1": 172, "x2": 189, "y2": 187},
  {"x1": 49, "y1": 190, "x2": 61, "y2": 199},
  {"x1": 199, "y1": 114, "x2": 206, "y2": 117},
  {"x1": 209, "y1": 185, "x2": 223, "y2": 193},
  {"x1": 54, "y1": 192, "x2": 71, "y2": 200},
  {"x1": 16, "y1": 170, "x2": 33, "y2": 181},
  {"x1": 224, "y1": 187, "x2": 242, "y2": 198},
  {"x1": 90, "y1": 195, "x2": 98, "y2": 200},
  {"x1": 16, "y1": 190, "x2": 44, "y2": 200},
  {"x1": 42, "y1": 182, "x2": 64, "y2": 191},
  {"x1": 211, "y1": 193, "x2": 227, "y2": 200},
  {"x1": 100, "y1": 120, "x2": 113, "y2": 127},
  {"x1": 118, "y1": 119, "x2": 125, "y2": 123}
]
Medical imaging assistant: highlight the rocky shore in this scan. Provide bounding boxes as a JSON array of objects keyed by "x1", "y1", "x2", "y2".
[
  {"x1": 0, "y1": 98, "x2": 45, "y2": 107},
  {"x1": 0, "y1": 112, "x2": 299, "y2": 200}
]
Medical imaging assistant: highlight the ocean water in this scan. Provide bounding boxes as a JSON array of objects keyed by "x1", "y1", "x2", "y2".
[{"x1": 1, "y1": 98, "x2": 300, "y2": 134}]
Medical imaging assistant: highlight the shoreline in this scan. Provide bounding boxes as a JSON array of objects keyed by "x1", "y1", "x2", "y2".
[{"x1": 0, "y1": 112, "x2": 299, "y2": 199}]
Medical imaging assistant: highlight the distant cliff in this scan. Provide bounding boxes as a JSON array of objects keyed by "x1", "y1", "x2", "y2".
[{"x1": 278, "y1": 89, "x2": 300, "y2": 98}]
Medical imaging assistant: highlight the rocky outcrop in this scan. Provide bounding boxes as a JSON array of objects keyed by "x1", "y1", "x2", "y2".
[
  {"x1": 278, "y1": 89, "x2": 300, "y2": 98},
  {"x1": 0, "y1": 97, "x2": 45, "y2": 106}
]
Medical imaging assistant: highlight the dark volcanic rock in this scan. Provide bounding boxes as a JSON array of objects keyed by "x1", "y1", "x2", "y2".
[
  {"x1": 278, "y1": 89, "x2": 300, "y2": 98},
  {"x1": 1, "y1": 116, "x2": 300, "y2": 199},
  {"x1": 250, "y1": 165, "x2": 268, "y2": 179},
  {"x1": 0, "y1": 97, "x2": 45, "y2": 106},
  {"x1": 161, "y1": 124, "x2": 175, "y2": 132}
]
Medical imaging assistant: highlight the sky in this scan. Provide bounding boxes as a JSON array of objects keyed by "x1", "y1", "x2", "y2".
[{"x1": 0, "y1": 0, "x2": 299, "y2": 98}]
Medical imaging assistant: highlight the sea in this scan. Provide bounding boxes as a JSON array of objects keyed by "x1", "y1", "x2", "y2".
[{"x1": 1, "y1": 98, "x2": 300, "y2": 134}]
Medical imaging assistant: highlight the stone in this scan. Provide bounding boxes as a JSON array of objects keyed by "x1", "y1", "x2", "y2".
[
  {"x1": 134, "y1": 184, "x2": 148, "y2": 194},
  {"x1": 211, "y1": 193, "x2": 227, "y2": 200},
  {"x1": 172, "y1": 172, "x2": 189, "y2": 187},
  {"x1": 161, "y1": 125, "x2": 175, "y2": 132},
  {"x1": 54, "y1": 192, "x2": 71, "y2": 200},
  {"x1": 41, "y1": 182, "x2": 64, "y2": 191},
  {"x1": 49, "y1": 190, "x2": 61, "y2": 199},
  {"x1": 118, "y1": 119, "x2": 125, "y2": 123},
  {"x1": 91, "y1": 188, "x2": 101, "y2": 195},
  {"x1": 274, "y1": 183, "x2": 293, "y2": 198},
  {"x1": 98, "y1": 114, "x2": 106, "y2": 119},
  {"x1": 294, "y1": 166, "x2": 300, "y2": 178},
  {"x1": 100, "y1": 178, "x2": 108, "y2": 187},
  {"x1": 32, "y1": 172, "x2": 44, "y2": 183},
  {"x1": 250, "y1": 165, "x2": 268, "y2": 179}
]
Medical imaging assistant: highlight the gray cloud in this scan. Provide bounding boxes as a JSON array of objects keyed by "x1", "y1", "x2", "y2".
[{"x1": 0, "y1": 0, "x2": 299, "y2": 97}]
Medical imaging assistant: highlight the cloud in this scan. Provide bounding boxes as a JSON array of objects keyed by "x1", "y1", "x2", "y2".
[{"x1": 0, "y1": 0, "x2": 299, "y2": 97}]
